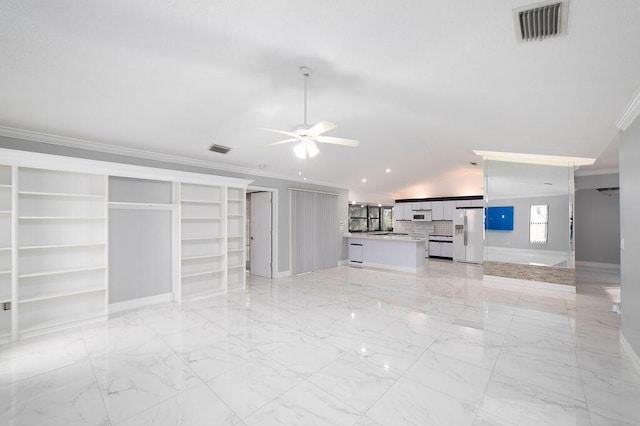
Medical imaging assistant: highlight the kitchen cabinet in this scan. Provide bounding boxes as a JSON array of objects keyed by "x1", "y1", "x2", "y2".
[
  {"x1": 456, "y1": 200, "x2": 472, "y2": 208},
  {"x1": 441, "y1": 242, "x2": 454, "y2": 258},
  {"x1": 431, "y1": 201, "x2": 444, "y2": 220},
  {"x1": 471, "y1": 199, "x2": 484, "y2": 207},
  {"x1": 428, "y1": 241, "x2": 441, "y2": 257},
  {"x1": 395, "y1": 202, "x2": 413, "y2": 221},
  {"x1": 421, "y1": 201, "x2": 432, "y2": 210},
  {"x1": 349, "y1": 243, "x2": 363, "y2": 263},
  {"x1": 411, "y1": 202, "x2": 423, "y2": 211},
  {"x1": 443, "y1": 201, "x2": 456, "y2": 220}
]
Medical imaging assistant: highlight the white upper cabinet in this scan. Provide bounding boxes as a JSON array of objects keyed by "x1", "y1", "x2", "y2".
[
  {"x1": 431, "y1": 201, "x2": 444, "y2": 220},
  {"x1": 421, "y1": 201, "x2": 432, "y2": 210},
  {"x1": 411, "y1": 202, "x2": 422, "y2": 211},
  {"x1": 443, "y1": 201, "x2": 456, "y2": 220}
]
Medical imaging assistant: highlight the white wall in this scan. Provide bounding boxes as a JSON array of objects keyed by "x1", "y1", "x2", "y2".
[{"x1": 619, "y1": 117, "x2": 640, "y2": 358}]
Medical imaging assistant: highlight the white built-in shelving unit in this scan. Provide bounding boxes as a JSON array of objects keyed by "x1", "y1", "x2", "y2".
[
  {"x1": 179, "y1": 183, "x2": 226, "y2": 300},
  {"x1": 16, "y1": 167, "x2": 107, "y2": 336},
  {"x1": 0, "y1": 148, "x2": 251, "y2": 343},
  {"x1": 0, "y1": 165, "x2": 13, "y2": 342},
  {"x1": 226, "y1": 187, "x2": 246, "y2": 291}
]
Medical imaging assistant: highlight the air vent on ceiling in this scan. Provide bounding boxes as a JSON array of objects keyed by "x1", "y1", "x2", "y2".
[
  {"x1": 513, "y1": 1, "x2": 569, "y2": 43},
  {"x1": 209, "y1": 144, "x2": 231, "y2": 154}
]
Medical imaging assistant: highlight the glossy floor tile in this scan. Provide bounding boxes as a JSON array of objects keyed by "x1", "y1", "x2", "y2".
[{"x1": 0, "y1": 262, "x2": 638, "y2": 425}]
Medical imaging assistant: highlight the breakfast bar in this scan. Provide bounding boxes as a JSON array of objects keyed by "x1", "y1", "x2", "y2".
[{"x1": 346, "y1": 233, "x2": 426, "y2": 272}]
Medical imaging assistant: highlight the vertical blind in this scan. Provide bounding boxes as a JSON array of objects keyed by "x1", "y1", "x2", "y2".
[{"x1": 290, "y1": 188, "x2": 338, "y2": 275}]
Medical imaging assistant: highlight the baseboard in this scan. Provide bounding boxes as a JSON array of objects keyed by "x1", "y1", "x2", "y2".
[
  {"x1": 576, "y1": 261, "x2": 620, "y2": 270},
  {"x1": 273, "y1": 270, "x2": 291, "y2": 278},
  {"x1": 109, "y1": 293, "x2": 174, "y2": 314},
  {"x1": 621, "y1": 332, "x2": 640, "y2": 378},
  {"x1": 483, "y1": 274, "x2": 576, "y2": 293}
]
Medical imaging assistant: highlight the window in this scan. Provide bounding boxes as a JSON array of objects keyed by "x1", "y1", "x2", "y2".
[
  {"x1": 348, "y1": 204, "x2": 393, "y2": 232},
  {"x1": 529, "y1": 205, "x2": 549, "y2": 244}
]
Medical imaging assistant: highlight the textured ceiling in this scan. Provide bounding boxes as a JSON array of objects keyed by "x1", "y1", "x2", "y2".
[{"x1": 1, "y1": 0, "x2": 639, "y2": 198}]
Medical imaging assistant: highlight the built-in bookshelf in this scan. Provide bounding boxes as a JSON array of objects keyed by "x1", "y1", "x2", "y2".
[
  {"x1": 180, "y1": 183, "x2": 225, "y2": 300},
  {"x1": 0, "y1": 165, "x2": 13, "y2": 341},
  {"x1": 226, "y1": 187, "x2": 246, "y2": 291},
  {"x1": 16, "y1": 168, "x2": 107, "y2": 335}
]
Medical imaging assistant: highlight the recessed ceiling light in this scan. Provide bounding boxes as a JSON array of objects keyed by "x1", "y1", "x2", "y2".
[
  {"x1": 360, "y1": 204, "x2": 365, "y2": 208},
  {"x1": 361, "y1": 178, "x2": 367, "y2": 183},
  {"x1": 378, "y1": 203, "x2": 382, "y2": 207},
  {"x1": 303, "y1": 177, "x2": 307, "y2": 180},
  {"x1": 385, "y1": 168, "x2": 391, "y2": 173},
  {"x1": 298, "y1": 171, "x2": 302, "y2": 176}
]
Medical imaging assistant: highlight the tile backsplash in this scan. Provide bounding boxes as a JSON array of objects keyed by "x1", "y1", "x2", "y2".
[{"x1": 394, "y1": 220, "x2": 452, "y2": 237}]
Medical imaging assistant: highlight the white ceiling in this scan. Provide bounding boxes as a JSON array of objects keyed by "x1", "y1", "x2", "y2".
[{"x1": 1, "y1": 1, "x2": 639, "y2": 199}]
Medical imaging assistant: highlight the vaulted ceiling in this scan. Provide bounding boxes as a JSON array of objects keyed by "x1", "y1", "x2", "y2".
[{"x1": 1, "y1": 1, "x2": 639, "y2": 199}]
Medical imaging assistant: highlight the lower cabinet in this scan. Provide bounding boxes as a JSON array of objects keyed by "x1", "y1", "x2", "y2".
[{"x1": 428, "y1": 241, "x2": 453, "y2": 259}]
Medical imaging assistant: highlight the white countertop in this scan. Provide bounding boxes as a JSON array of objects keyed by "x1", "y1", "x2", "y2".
[{"x1": 345, "y1": 233, "x2": 427, "y2": 242}]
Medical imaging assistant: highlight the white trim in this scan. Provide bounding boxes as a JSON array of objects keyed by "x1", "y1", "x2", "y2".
[
  {"x1": 575, "y1": 261, "x2": 620, "y2": 270},
  {"x1": 0, "y1": 126, "x2": 347, "y2": 190},
  {"x1": 338, "y1": 259, "x2": 349, "y2": 266},
  {"x1": 350, "y1": 261, "x2": 426, "y2": 274},
  {"x1": 574, "y1": 168, "x2": 619, "y2": 177},
  {"x1": 621, "y1": 332, "x2": 640, "y2": 378},
  {"x1": 483, "y1": 274, "x2": 576, "y2": 293},
  {"x1": 108, "y1": 202, "x2": 178, "y2": 210},
  {"x1": 273, "y1": 270, "x2": 291, "y2": 278},
  {"x1": 108, "y1": 293, "x2": 174, "y2": 314},
  {"x1": 289, "y1": 187, "x2": 339, "y2": 196},
  {"x1": 473, "y1": 150, "x2": 595, "y2": 166},
  {"x1": 615, "y1": 85, "x2": 640, "y2": 131}
]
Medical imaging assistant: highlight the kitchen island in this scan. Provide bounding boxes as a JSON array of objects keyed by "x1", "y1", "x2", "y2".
[{"x1": 346, "y1": 233, "x2": 426, "y2": 272}]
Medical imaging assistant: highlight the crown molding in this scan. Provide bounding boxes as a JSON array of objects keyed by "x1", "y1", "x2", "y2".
[
  {"x1": 0, "y1": 125, "x2": 347, "y2": 190},
  {"x1": 616, "y1": 86, "x2": 640, "y2": 131}
]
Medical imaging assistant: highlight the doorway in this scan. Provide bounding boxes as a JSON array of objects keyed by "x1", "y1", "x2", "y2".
[{"x1": 246, "y1": 187, "x2": 277, "y2": 278}]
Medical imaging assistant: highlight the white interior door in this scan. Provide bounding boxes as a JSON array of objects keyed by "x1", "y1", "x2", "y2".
[{"x1": 249, "y1": 191, "x2": 272, "y2": 278}]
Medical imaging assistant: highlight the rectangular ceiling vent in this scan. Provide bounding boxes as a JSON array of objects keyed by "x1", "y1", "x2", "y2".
[
  {"x1": 209, "y1": 144, "x2": 231, "y2": 154},
  {"x1": 513, "y1": 1, "x2": 569, "y2": 43}
]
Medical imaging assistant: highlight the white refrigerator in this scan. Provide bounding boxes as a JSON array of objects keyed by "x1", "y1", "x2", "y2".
[{"x1": 453, "y1": 208, "x2": 484, "y2": 263}]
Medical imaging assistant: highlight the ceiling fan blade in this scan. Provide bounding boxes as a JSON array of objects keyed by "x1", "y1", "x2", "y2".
[
  {"x1": 307, "y1": 121, "x2": 337, "y2": 137},
  {"x1": 260, "y1": 128, "x2": 299, "y2": 138},
  {"x1": 264, "y1": 138, "x2": 300, "y2": 146},
  {"x1": 314, "y1": 135, "x2": 360, "y2": 147}
]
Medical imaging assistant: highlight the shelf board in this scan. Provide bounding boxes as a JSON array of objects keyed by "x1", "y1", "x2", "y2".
[
  {"x1": 181, "y1": 199, "x2": 222, "y2": 205},
  {"x1": 19, "y1": 312, "x2": 106, "y2": 335},
  {"x1": 18, "y1": 216, "x2": 106, "y2": 220},
  {"x1": 182, "y1": 253, "x2": 224, "y2": 261},
  {"x1": 19, "y1": 287, "x2": 106, "y2": 304},
  {"x1": 109, "y1": 202, "x2": 177, "y2": 208},
  {"x1": 19, "y1": 242, "x2": 106, "y2": 250},
  {"x1": 0, "y1": 270, "x2": 11, "y2": 275},
  {"x1": 182, "y1": 269, "x2": 225, "y2": 278},
  {"x1": 18, "y1": 266, "x2": 106, "y2": 279},
  {"x1": 228, "y1": 199, "x2": 244, "y2": 202},
  {"x1": 181, "y1": 217, "x2": 223, "y2": 221},
  {"x1": 227, "y1": 249, "x2": 244, "y2": 253},
  {"x1": 0, "y1": 211, "x2": 11, "y2": 214},
  {"x1": 0, "y1": 184, "x2": 12, "y2": 189},
  {"x1": 181, "y1": 236, "x2": 224, "y2": 241},
  {"x1": 227, "y1": 264, "x2": 245, "y2": 270},
  {"x1": 18, "y1": 191, "x2": 104, "y2": 199},
  {"x1": 227, "y1": 214, "x2": 244, "y2": 217},
  {"x1": 227, "y1": 235, "x2": 244, "y2": 239},
  {"x1": 0, "y1": 299, "x2": 10, "y2": 304},
  {"x1": 0, "y1": 247, "x2": 10, "y2": 252}
]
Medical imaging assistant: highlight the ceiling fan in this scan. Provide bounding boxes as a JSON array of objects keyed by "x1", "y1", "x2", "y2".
[{"x1": 262, "y1": 66, "x2": 360, "y2": 159}]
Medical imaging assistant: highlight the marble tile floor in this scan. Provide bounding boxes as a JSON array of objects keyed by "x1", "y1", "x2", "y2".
[{"x1": 1, "y1": 261, "x2": 639, "y2": 425}]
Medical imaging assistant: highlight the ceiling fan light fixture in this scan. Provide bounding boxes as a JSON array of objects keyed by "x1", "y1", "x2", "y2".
[{"x1": 294, "y1": 139, "x2": 319, "y2": 159}]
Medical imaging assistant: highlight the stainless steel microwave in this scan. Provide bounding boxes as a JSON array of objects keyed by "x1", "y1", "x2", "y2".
[{"x1": 412, "y1": 211, "x2": 432, "y2": 221}]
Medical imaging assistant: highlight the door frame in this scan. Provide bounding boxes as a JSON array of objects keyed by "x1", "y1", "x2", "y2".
[{"x1": 247, "y1": 186, "x2": 278, "y2": 279}]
